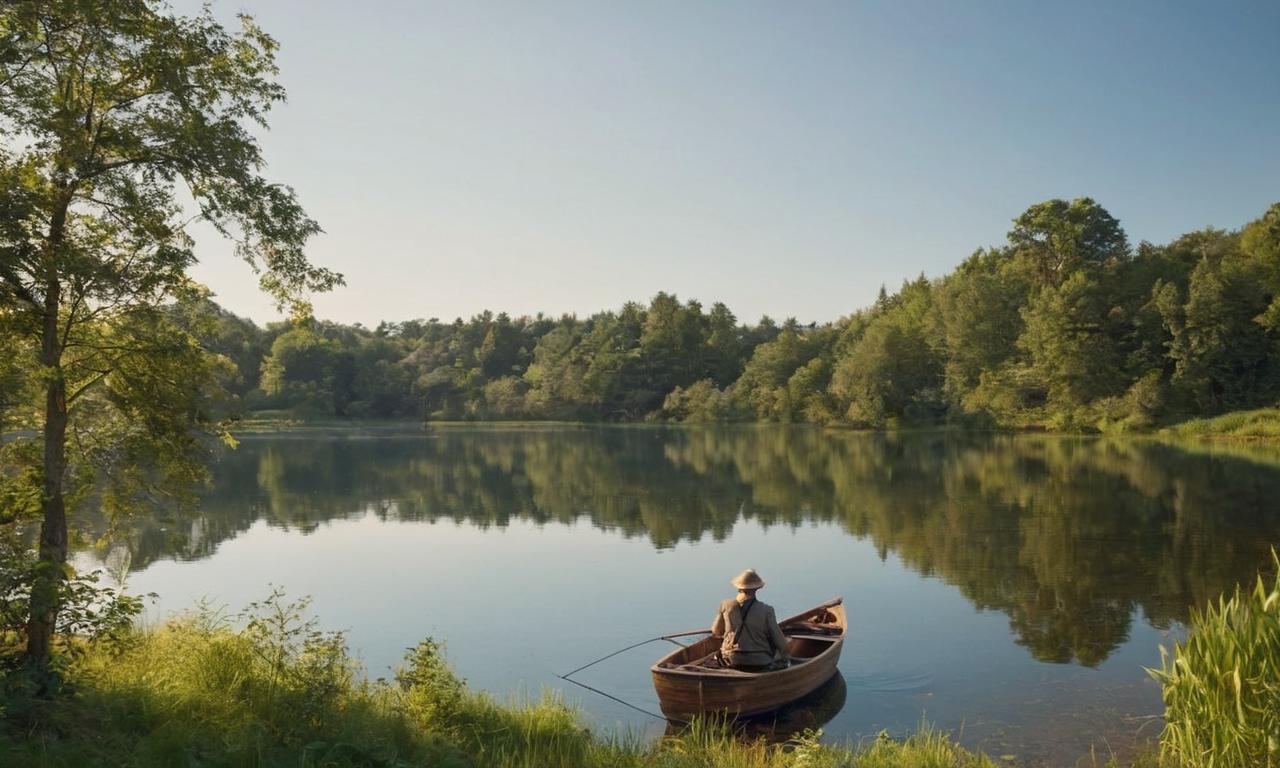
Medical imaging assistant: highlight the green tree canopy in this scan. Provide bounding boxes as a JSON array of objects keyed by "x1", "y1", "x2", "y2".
[
  {"x1": 1009, "y1": 197, "x2": 1129, "y2": 287},
  {"x1": 0, "y1": 0, "x2": 338, "y2": 666}
]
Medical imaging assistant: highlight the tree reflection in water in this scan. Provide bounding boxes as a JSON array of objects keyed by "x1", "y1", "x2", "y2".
[{"x1": 86, "y1": 426, "x2": 1280, "y2": 668}]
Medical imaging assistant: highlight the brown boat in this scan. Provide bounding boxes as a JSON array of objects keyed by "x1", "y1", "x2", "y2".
[{"x1": 650, "y1": 597, "x2": 846, "y2": 720}]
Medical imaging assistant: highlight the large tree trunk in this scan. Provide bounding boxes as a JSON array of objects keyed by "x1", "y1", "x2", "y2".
[
  {"x1": 25, "y1": 372, "x2": 67, "y2": 663},
  {"x1": 26, "y1": 216, "x2": 67, "y2": 666}
]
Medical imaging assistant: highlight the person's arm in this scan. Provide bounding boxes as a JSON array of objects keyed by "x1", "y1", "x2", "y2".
[
  {"x1": 767, "y1": 607, "x2": 789, "y2": 660},
  {"x1": 711, "y1": 604, "x2": 726, "y2": 638}
]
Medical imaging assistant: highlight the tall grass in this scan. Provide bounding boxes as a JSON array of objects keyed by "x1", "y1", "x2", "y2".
[
  {"x1": 1150, "y1": 551, "x2": 1280, "y2": 768},
  {"x1": 1160, "y1": 408, "x2": 1280, "y2": 441}
]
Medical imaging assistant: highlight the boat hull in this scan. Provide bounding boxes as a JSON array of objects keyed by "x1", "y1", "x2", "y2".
[{"x1": 650, "y1": 599, "x2": 845, "y2": 720}]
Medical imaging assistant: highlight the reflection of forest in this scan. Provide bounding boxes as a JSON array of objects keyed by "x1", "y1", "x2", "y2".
[{"x1": 94, "y1": 427, "x2": 1280, "y2": 667}]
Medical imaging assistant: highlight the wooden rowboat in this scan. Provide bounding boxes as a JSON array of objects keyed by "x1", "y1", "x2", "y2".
[{"x1": 651, "y1": 597, "x2": 846, "y2": 720}]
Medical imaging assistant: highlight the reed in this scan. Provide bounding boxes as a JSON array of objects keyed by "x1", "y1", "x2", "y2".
[{"x1": 1150, "y1": 550, "x2": 1280, "y2": 768}]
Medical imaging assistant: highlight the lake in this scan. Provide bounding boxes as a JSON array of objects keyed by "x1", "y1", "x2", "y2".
[{"x1": 77, "y1": 426, "x2": 1280, "y2": 767}]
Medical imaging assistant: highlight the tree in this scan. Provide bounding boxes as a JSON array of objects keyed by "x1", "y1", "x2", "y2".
[
  {"x1": 582, "y1": 303, "x2": 646, "y2": 418},
  {"x1": 935, "y1": 248, "x2": 1028, "y2": 405},
  {"x1": 830, "y1": 277, "x2": 944, "y2": 426},
  {"x1": 0, "y1": 1, "x2": 339, "y2": 667},
  {"x1": 1009, "y1": 198, "x2": 1128, "y2": 287},
  {"x1": 259, "y1": 326, "x2": 344, "y2": 414},
  {"x1": 1156, "y1": 242, "x2": 1278, "y2": 412},
  {"x1": 475, "y1": 313, "x2": 522, "y2": 379},
  {"x1": 522, "y1": 318, "x2": 588, "y2": 417},
  {"x1": 731, "y1": 323, "x2": 814, "y2": 421},
  {"x1": 704, "y1": 302, "x2": 743, "y2": 387},
  {"x1": 636, "y1": 293, "x2": 707, "y2": 411},
  {"x1": 1017, "y1": 270, "x2": 1124, "y2": 410},
  {"x1": 1241, "y1": 203, "x2": 1280, "y2": 332}
]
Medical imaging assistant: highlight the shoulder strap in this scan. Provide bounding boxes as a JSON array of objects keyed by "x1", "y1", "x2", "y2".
[{"x1": 738, "y1": 598, "x2": 755, "y2": 625}]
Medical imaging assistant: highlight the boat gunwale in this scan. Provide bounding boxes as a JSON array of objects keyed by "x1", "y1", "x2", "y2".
[{"x1": 650, "y1": 598, "x2": 845, "y2": 680}]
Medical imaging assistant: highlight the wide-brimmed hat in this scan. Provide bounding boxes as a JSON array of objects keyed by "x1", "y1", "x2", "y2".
[{"x1": 731, "y1": 569, "x2": 765, "y2": 590}]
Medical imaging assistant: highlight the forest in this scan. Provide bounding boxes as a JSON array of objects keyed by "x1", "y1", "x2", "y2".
[{"x1": 150, "y1": 197, "x2": 1280, "y2": 431}]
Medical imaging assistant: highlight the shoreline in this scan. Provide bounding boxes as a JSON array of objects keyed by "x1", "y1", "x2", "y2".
[
  {"x1": 0, "y1": 608, "x2": 1160, "y2": 768},
  {"x1": 225, "y1": 410, "x2": 1280, "y2": 446}
]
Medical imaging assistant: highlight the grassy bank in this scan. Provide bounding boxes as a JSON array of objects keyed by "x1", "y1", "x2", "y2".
[
  {"x1": 1157, "y1": 407, "x2": 1280, "y2": 442},
  {"x1": 13, "y1": 555, "x2": 1277, "y2": 768},
  {"x1": 0, "y1": 595, "x2": 1008, "y2": 768},
  {"x1": 231, "y1": 406, "x2": 1280, "y2": 444},
  {"x1": 14, "y1": 581, "x2": 1280, "y2": 768}
]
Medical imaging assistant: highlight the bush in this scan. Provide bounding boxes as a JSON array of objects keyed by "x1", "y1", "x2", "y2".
[
  {"x1": 397, "y1": 638, "x2": 466, "y2": 727},
  {"x1": 0, "y1": 536, "x2": 148, "y2": 676},
  {"x1": 660, "y1": 379, "x2": 735, "y2": 423},
  {"x1": 482, "y1": 376, "x2": 531, "y2": 419}
]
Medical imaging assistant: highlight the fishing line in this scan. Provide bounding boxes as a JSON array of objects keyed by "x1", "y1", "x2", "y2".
[
  {"x1": 558, "y1": 673, "x2": 687, "y2": 725},
  {"x1": 557, "y1": 630, "x2": 709, "y2": 724}
]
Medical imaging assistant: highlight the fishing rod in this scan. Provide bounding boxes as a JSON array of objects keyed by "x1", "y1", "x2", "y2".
[
  {"x1": 557, "y1": 628, "x2": 711, "y2": 723},
  {"x1": 559, "y1": 628, "x2": 711, "y2": 679}
]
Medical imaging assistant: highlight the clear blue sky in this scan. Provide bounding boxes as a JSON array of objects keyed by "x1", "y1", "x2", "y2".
[{"x1": 181, "y1": 1, "x2": 1280, "y2": 327}]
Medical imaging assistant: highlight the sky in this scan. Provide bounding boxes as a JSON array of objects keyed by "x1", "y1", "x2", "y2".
[{"x1": 178, "y1": 0, "x2": 1280, "y2": 327}]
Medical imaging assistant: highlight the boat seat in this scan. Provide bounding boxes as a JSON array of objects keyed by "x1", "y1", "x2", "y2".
[
  {"x1": 682, "y1": 651, "x2": 719, "y2": 669},
  {"x1": 784, "y1": 621, "x2": 841, "y2": 635},
  {"x1": 675, "y1": 651, "x2": 796, "y2": 673}
]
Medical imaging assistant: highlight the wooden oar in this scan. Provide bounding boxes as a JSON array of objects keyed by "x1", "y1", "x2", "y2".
[{"x1": 780, "y1": 597, "x2": 843, "y2": 626}]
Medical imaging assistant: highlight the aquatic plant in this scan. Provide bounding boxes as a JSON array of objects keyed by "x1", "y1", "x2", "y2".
[{"x1": 1151, "y1": 550, "x2": 1280, "y2": 767}]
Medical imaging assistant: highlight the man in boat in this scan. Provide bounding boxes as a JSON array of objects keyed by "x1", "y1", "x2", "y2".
[{"x1": 710, "y1": 569, "x2": 790, "y2": 670}]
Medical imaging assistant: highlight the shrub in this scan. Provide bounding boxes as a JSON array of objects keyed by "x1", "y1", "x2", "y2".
[
  {"x1": 397, "y1": 638, "x2": 466, "y2": 727},
  {"x1": 660, "y1": 379, "x2": 735, "y2": 423}
]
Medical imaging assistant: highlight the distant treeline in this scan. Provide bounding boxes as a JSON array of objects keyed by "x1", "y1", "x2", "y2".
[{"x1": 185, "y1": 198, "x2": 1280, "y2": 429}]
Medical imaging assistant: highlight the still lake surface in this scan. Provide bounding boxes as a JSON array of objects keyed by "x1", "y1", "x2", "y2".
[{"x1": 80, "y1": 426, "x2": 1280, "y2": 766}]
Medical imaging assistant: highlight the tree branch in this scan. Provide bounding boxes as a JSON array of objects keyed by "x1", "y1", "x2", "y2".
[{"x1": 65, "y1": 368, "x2": 111, "y2": 404}]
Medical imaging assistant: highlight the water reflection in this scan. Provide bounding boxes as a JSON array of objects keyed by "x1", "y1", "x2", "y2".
[
  {"x1": 90, "y1": 426, "x2": 1280, "y2": 668},
  {"x1": 747, "y1": 672, "x2": 848, "y2": 740}
]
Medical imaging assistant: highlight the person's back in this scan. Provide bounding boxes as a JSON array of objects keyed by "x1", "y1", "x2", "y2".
[{"x1": 711, "y1": 569, "x2": 789, "y2": 669}]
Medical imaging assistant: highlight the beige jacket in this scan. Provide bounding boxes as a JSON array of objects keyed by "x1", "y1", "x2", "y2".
[{"x1": 711, "y1": 597, "x2": 789, "y2": 667}]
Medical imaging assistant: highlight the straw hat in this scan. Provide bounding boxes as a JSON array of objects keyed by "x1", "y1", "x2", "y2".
[{"x1": 731, "y1": 569, "x2": 765, "y2": 590}]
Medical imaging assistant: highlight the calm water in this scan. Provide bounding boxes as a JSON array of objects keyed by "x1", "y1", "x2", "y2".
[{"x1": 78, "y1": 426, "x2": 1280, "y2": 766}]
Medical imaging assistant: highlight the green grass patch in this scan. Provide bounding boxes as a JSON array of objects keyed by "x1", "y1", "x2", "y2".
[
  {"x1": 232, "y1": 415, "x2": 426, "y2": 432},
  {"x1": 1159, "y1": 407, "x2": 1280, "y2": 441}
]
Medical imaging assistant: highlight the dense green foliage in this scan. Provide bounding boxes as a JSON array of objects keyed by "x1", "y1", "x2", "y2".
[
  {"x1": 0, "y1": 0, "x2": 337, "y2": 665},
  {"x1": 1151, "y1": 552, "x2": 1280, "y2": 768},
  {"x1": 177, "y1": 298, "x2": 775, "y2": 421},
  {"x1": 160, "y1": 199, "x2": 1280, "y2": 430}
]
